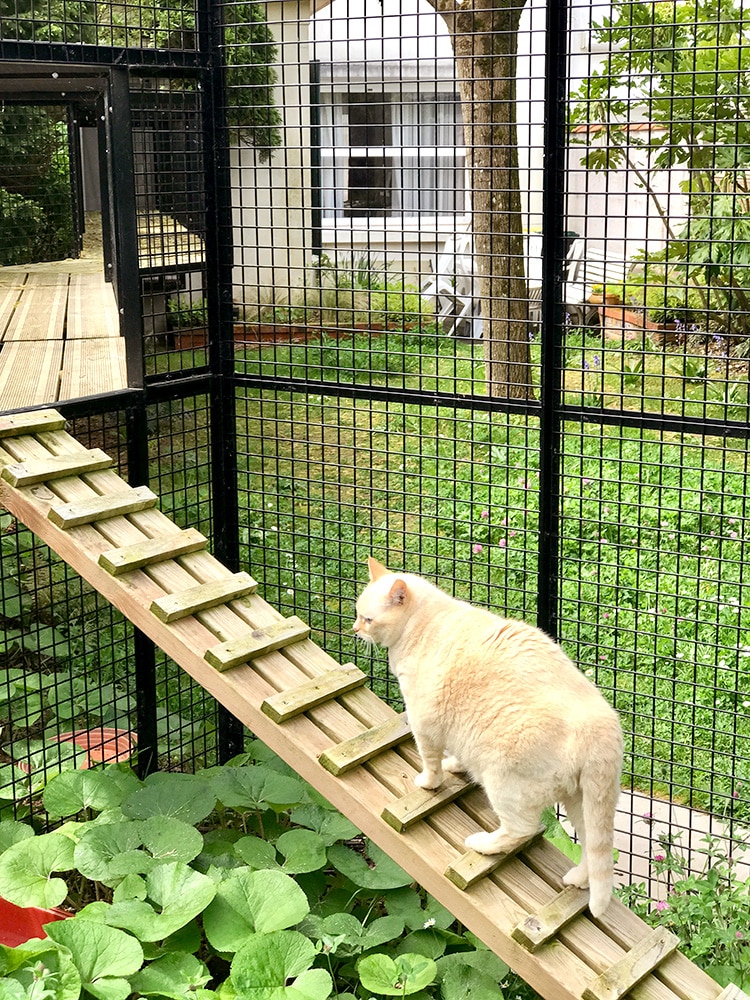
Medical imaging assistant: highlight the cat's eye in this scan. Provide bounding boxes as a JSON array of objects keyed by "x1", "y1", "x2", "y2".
[{"x1": 361, "y1": 616, "x2": 373, "y2": 624}]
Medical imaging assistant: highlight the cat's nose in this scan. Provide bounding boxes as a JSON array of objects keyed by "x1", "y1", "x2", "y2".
[{"x1": 352, "y1": 620, "x2": 359, "y2": 633}]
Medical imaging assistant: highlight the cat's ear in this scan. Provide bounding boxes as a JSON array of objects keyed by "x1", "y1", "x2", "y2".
[
  {"x1": 367, "y1": 555, "x2": 390, "y2": 581},
  {"x1": 386, "y1": 577, "x2": 408, "y2": 606}
]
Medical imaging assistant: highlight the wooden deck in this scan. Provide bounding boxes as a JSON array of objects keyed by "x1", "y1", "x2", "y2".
[{"x1": 0, "y1": 262, "x2": 127, "y2": 413}]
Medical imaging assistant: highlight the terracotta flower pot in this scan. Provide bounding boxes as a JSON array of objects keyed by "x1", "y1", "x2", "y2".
[{"x1": 0, "y1": 897, "x2": 69, "y2": 947}]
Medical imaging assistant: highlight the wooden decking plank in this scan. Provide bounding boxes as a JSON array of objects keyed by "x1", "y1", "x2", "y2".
[
  {"x1": 319, "y1": 713, "x2": 412, "y2": 775},
  {"x1": 150, "y1": 571, "x2": 259, "y2": 623},
  {"x1": 382, "y1": 776, "x2": 476, "y2": 832},
  {"x1": 0, "y1": 281, "x2": 23, "y2": 342},
  {"x1": 1, "y1": 448, "x2": 113, "y2": 487},
  {"x1": 99, "y1": 527, "x2": 208, "y2": 575},
  {"x1": 66, "y1": 274, "x2": 119, "y2": 339},
  {"x1": 58, "y1": 337, "x2": 127, "y2": 400},
  {"x1": 49, "y1": 486, "x2": 159, "y2": 528},
  {"x1": 0, "y1": 340, "x2": 63, "y2": 410},
  {"x1": 512, "y1": 885, "x2": 590, "y2": 951},
  {"x1": 0, "y1": 409, "x2": 67, "y2": 438},
  {"x1": 205, "y1": 616, "x2": 311, "y2": 671},
  {"x1": 4, "y1": 273, "x2": 68, "y2": 342},
  {"x1": 582, "y1": 927, "x2": 679, "y2": 1000},
  {"x1": 0, "y1": 415, "x2": 734, "y2": 1000},
  {"x1": 261, "y1": 664, "x2": 367, "y2": 723}
]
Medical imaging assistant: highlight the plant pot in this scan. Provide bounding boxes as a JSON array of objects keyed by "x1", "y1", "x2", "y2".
[
  {"x1": 0, "y1": 897, "x2": 69, "y2": 947},
  {"x1": 171, "y1": 327, "x2": 209, "y2": 349},
  {"x1": 600, "y1": 304, "x2": 678, "y2": 344}
]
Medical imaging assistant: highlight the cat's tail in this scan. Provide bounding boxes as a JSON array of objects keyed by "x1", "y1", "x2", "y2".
[{"x1": 579, "y1": 725, "x2": 623, "y2": 918}]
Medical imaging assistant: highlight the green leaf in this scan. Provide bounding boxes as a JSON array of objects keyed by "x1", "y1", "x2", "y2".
[
  {"x1": 122, "y1": 773, "x2": 216, "y2": 825},
  {"x1": 44, "y1": 769, "x2": 137, "y2": 818},
  {"x1": 439, "y1": 961, "x2": 505, "y2": 1000},
  {"x1": 210, "y1": 765, "x2": 305, "y2": 813},
  {"x1": 0, "y1": 832, "x2": 75, "y2": 907},
  {"x1": 0, "y1": 939, "x2": 81, "y2": 1000},
  {"x1": 105, "y1": 862, "x2": 217, "y2": 942},
  {"x1": 358, "y1": 953, "x2": 437, "y2": 996},
  {"x1": 230, "y1": 930, "x2": 331, "y2": 1000},
  {"x1": 385, "y1": 888, "x2": 454, "y2": 931},
  {"x1": 276, "y1": 829, "x2": 327, "y2": 874},
  {"x1": 139, "y1": 816, "x2": 204, "y2": 865},
  {"x1": 288, "y1": 804, "x2": 360, "y2": 846},
  {"x1": 129, "y1": 952, "x2": 213, "y2": 999},
  {"x1": 232, "y1": 835, "x2": 279, "y2": 870},
  {"x1": 0, "y1": 820, "x2": 35, "y2": 854},
  {"x1": 46, "y1": 919, "x2": 143, "y2": 1000},
  {"x1": 74, "y1": 822, "x2": 154, "y2": 884},
  {"x1": 328, "y1": 840, "x2": 412, "y2": 890},
  {"x1": 203, "y1": 868, "x2": 310, "y2": 953}
]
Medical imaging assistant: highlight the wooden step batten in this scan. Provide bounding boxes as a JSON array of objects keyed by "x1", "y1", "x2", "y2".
[{"x1": 0, "y1": 407, "x2": 746, "y2": 1000}]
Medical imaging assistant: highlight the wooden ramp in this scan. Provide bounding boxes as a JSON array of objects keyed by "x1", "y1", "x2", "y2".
[{"x1": 0, "y1": 408, "x2": 745, "y2": 1000}]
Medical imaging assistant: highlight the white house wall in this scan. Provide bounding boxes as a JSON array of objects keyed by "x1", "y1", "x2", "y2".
[{"x1": 232, "y1": 0, "x2": 691, "y2": 311}]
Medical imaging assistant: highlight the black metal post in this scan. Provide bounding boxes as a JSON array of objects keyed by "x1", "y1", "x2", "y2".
[
  {"x1": 126, "y1": 402, "x2": 159, "y2": 777},
  {"x1": 199, "y1": 0, "x2": 244, "y2": 762},
  {"x1": 536, "y1": 0, "x2": 569, "y2": 640}
]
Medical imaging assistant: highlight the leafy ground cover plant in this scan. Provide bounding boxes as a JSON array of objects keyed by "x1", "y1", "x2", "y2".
[
  {"x1": 619, "y1": 834, "x2": 750, "y2": 991},
  {"x1": 0, "y1": 744, "x2": 522, "y2": 1000}
]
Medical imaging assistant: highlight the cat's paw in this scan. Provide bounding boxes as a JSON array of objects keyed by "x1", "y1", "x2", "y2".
[
  {"x1": 441, "y1": 755, "x2": 465, "y2": 774},
  {"x1": 562, "y1": 864, "x2": 590, "y2": 889},
  {"x1": 414, "y1": 770, "x2": 442, "y2": 790},
  {"x1": 465, "y1": 831, "x2": 514, "y2": 855}
]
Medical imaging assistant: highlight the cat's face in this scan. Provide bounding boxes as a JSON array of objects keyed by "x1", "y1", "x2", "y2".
[{"x1": 352, "y1": 557, "x2": 408, "y2": 648}]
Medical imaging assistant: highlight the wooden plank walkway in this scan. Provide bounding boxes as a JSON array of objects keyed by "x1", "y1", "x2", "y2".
[
  {"x1": 0, "y1": 266, "x2": 126, "y2": 412},
  {"x1": 0, "y1": 407, "x2": 745, "y2": 1000}
]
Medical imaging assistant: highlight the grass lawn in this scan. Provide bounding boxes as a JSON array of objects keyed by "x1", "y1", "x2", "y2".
[{"x1": 234, "y1": 328, "x2": 750, "y2": 826}]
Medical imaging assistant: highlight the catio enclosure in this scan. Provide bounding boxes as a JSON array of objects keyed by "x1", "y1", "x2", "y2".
[{"x1": 0, "y1": 0, "x2": 749, "y2": 989}]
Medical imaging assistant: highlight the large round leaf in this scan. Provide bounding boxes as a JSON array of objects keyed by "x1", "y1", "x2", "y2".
[
  {"x1": 0, "y1": 820, "x2": 34, "y2": 855},
  {"x1": 210, "y1": 766, "x2": 305, "y2": 813},
  {"x1": 276, "y1": 829, "x2": 327, "y2": 875},
  {"x1": 129, "y1": 952, "x2": 213, "y2": 1000},
  {"x1": 105, "y1": 862, "x2": 217, "y2": 942},
  {"x1": 327, "y1": 840, "x2": 412, "y2": 890},
  {"x1": 46, "y1": 920, "x2": 144, "y2": 1000},
  {"x1": 357, "y1": 953, "x2": 436, "y2": 997},
  {"x1": 122, "y1": 773, "x2": 216, "y2": 824},
  {"x1": 203, "y1": 869, "x2": 309, "y2": 954},
  {"x1": 0, "y1": 832, "x2": 75, "y2": 907},
  {"x1": 230, "y1": 930, "x2": 331, "y2": 1000},
  {"x1": 43, "y1": 769, "x2": 138, "y2": 819},
  {"x1": 73, "y1": 822, "x2": 153, "y2": 883}
]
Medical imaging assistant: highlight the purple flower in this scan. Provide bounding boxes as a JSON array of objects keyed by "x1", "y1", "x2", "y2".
[
  {"x1": 480, "y1": 509, "x2": 489, "y2": 519},
  {"x1": 654, "y1": 899, "x2": 669, "y2": 912},
  {"x1": 653, "y1": 853, "x2": 665, "y2": 863},
  {"x1": 472, "y1": 544, "x2": 483, "y2": 555},
  {"x1": 499, "y1": 539, "x2": 507, "y2": 549}
]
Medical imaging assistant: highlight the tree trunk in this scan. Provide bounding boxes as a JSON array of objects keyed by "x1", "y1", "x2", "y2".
[{"x1": 433, "y1": 0, "x2": 532, "y2": 399}]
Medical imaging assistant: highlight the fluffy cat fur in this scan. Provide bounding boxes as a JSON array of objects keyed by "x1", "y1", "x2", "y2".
[{"x1": 354, "y1": 556, "x2": 623, "y2": 918}]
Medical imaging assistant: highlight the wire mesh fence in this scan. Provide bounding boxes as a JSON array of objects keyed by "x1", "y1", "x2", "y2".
[{"x1": 0, "y1": 0, "x2": 748, "y2": 934}]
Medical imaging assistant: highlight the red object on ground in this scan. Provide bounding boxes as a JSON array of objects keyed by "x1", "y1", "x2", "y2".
[{"x1": 0, "y1": 897, "x2": 69, "y2": 947}]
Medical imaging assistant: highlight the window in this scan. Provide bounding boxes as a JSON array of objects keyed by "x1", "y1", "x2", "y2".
[{"x1": 318, "y1": 87, "x2": 466, "y2": 220}]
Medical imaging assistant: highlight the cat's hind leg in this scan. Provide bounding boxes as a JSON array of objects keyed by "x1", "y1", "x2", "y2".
[
  {"x1": 441, "y1": 754, "x2": 466, "y2": 774},
  {"x1": 561, "y1": 791, "x2": 589, "y2": 888},
  {"x1": 465, "y1": 778, "x2": 544, "y2": 855}
]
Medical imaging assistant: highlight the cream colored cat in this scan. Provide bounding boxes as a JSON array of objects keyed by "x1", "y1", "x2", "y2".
[{"x1": 353, "y1": 556, "x2": 623, "y2": 918}]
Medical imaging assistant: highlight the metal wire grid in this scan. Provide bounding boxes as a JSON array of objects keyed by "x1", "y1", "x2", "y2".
[
  {"x1": 0, "y1": 0, "x2": 747, "y2": 905},
  {"x1": 0, "y1": 410, "x2": 137, "y2": 798}
]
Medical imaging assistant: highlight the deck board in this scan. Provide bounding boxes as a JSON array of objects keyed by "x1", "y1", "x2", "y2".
[
  {"x1": 58, "y1": 337, "x2": 127, "y2": 399},
  {"x1": 0, "y1": 264, "x2": 126, "y2": 412},
  {"x1": 4, "y1": 273, "x2": 69, "y2": 342}
]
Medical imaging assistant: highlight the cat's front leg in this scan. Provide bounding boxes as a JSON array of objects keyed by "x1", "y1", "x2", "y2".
[{"x1": 412, "y1": 733, "x2": 445, "y2": 790}]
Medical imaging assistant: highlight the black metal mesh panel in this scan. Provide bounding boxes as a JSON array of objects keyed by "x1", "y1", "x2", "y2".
[
  {"x1": 145, "y1": 394, "x2": 222, "y2": 768},
  {"x1": 0, "y1": 410, "x2": 135, "y2": 805}
]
